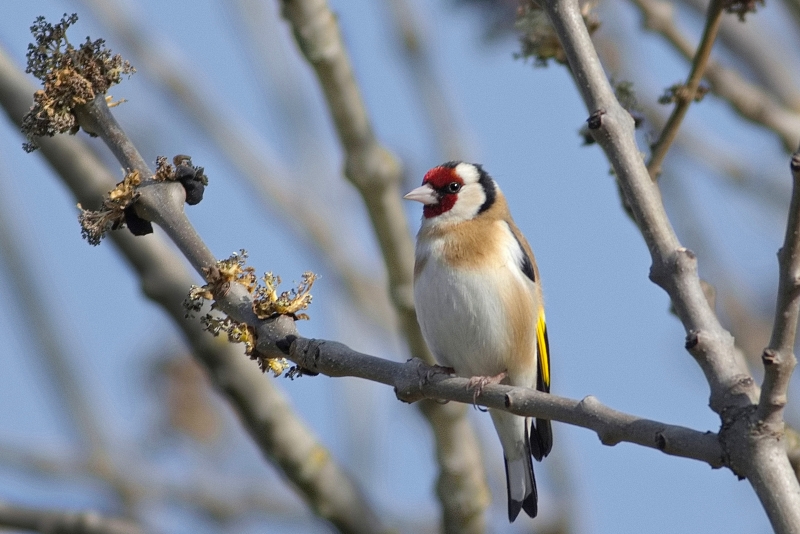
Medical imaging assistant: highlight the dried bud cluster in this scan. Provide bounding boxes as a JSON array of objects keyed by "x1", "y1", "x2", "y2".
[
  {"x1": 252, "y1": 272, "x2": 317, "y2": 321},
  {"x1": 78, "y1": 170, "x2": 150, "y2": 245},
  {"x1": 658, "y1": 83, "x2": 710, "y2": 105},
  {"x1": 514, "y1": 0, "x2": 599, "y2": 66},
  {"x1": 155, "y1": 155, "x2": 208, "y2": 205},
  {"x1": 22, "y1": 14, "x2": 134, "y2": 151},
  {"x1": 183, "y1": 251, "x2": 316, "y2": 376},
  {"x1": 77, "y1": 154, "x2": 209, "y2": 244}
]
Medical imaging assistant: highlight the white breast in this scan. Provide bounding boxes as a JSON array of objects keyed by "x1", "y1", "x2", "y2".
[{"x1": 414, "y1": 221, "x2": 536, "y2": 379}]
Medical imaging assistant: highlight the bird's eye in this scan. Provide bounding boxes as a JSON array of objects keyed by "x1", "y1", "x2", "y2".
[{"x1": 446, "y1": 182, "x2": 461, "y2": 194}]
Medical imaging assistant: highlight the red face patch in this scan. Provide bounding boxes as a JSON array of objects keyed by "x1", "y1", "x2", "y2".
[{"x1": 422, "y1": 167, "x2": 462, "y2": 219}]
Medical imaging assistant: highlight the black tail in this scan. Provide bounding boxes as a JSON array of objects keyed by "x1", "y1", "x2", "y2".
[
  {"x1": 531, "y1": 418, "x2": 553, "y2": 462},
  {"x1": 506, "y1": 426, "x2": 539, "y2": 522}
]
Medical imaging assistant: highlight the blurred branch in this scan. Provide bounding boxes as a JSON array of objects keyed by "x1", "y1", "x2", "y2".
[
  {"x1": 780, "y1": 0, "x2": 800, "y2": 34},
  {"x1": 0, "y1": 500, "x2": 142, "y2": 534},
  {"x1": 757, "y1": 153, "x2": 800, "y2": 427},
  {"x1": 279, "y1": 0, "x2": 490, "y2": 531},
  {"x1": 538, "y1": 0, "x2": 800, "y2": 530},
  {"x1": 223, "y1": 0, "x2": 322, "y2": 160},
  {"x1": 677, "y1": 0, "x2": 800, "y2": 111},
  {"x1": 74, "y1": 0, "x2": 393, "y2": 328},
  {"x1": 630, "y1": 0, "x2": 800, "y2": 152},
  {"x1": 0, "y1": 47, "x2": 385, "y2": 534},
  {"x1": 0, "y1": 174, "x2": 135, "y2": 509},
  {"x1": 385, "y1": 0, "x2": 468, "y2": 161},
  {"x1": 0, "y1": 441, "x2": 304, "y2": 524},
  {"x1": 647, "y1": 0, "x2": 725, "y2": 179}
]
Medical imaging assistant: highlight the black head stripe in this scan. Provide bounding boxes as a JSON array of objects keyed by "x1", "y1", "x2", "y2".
[{"x1": 475, "y1": 164, "x2": 497, "y2": 214}]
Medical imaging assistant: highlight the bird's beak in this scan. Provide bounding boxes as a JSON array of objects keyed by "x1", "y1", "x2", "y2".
[{"x1": 403, "y1": 184, "x2": 438, "y2": 205}]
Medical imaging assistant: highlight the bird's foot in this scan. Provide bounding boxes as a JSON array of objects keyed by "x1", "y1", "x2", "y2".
[
  {"x1": 467, "y1": 370, "x2": 507, "y2": 405},
  {"x1": 423, "y1": 364, "x2": 456, "y2": 384}
]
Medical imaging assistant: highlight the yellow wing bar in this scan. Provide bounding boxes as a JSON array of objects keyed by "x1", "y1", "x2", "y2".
[{"x1": 536, "y1": 309, "x2": 550, "y2": 392}]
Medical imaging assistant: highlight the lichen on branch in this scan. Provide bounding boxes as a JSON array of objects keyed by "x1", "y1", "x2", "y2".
[{"x1": 21, "y1": 13, "x2": 134, "y2": 152}]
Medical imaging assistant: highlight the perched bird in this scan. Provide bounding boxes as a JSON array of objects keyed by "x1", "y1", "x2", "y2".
[{"x1": 404, "y1": 161, "x2": 552, "y2": 522}]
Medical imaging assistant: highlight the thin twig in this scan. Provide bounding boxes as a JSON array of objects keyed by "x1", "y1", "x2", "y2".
[
  {"x1": 647, "y1": 0, "x2": 725, "y2": 179},
  {"x1": 677, "y1": 0, "x2": 800, "y2": 111},
  {"x1": 757, "y1": 152, "x2": 800, "y2": 426},
  {"x1": 0, "y1": 500, "x2": 142, "y2": 534},
  {"x1": 0, "y1": 441, "x2": 306, "y2": 523},
  {"x1": 385, "y1": 0, "x2": 470, "y2": 161},
  {"x1": 279, "y1": 1, "x2": 490, "y2": 531},
  {"x1": 630, "y1": 0, "x2": 800, "y2": 152}
]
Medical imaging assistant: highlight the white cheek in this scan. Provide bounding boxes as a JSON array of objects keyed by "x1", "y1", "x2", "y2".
[{"x1": 422, "y1": 184, "x2": 486, "y2": 228}]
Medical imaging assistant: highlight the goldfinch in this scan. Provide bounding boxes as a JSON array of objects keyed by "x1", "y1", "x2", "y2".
[{"x1": 404, "y1": 161, "x2": 552, "y2": 522}]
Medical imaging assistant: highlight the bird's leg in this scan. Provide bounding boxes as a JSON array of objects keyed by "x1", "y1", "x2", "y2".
[{"x1": 467, "y1": 370, "x2": 508, "y2": 404}]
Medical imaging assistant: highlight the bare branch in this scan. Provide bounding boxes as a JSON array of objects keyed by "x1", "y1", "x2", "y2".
[
  {"x1": 385, "y1": 0, "x2": 470, "y2": 161},
  {"x1": 0, "y1": 46, "x2": 385, "y2": 534},
  {"x1": 630, "y1": 0, "x2": 800, "y2": 152},
  {"x1": 647, "y1": 0, "x2": 725, "y2": 179},
  {"x1": 0, "y1": 500, "x2": 142, "y2": 534},
  {"x1": 543, "y1": 0, "x2": 753, "y2": 413},
  {"x1": 757, "y1": 152, "x2": 800, "y2": 426},
  {"x1": 274, "y1": 337, "x2": 725, "y2": 466}
]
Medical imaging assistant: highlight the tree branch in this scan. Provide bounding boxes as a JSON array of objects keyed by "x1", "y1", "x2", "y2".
[
  {"x1": 543, "y1": 0, "x2": 754, "y2": 413},
  {"x1": 0, "y1": 500, "x2": 141, "y2": 534},
  {"x1": 276, "y1": 337, "x2": 725, "y2": 466},
  {"x1": 0, "y1": 46, "x2": 385, "y2": 534},
  {"x1": 647, "y1": 0, "x2": 725, "y2": 179},
  {"x1": 540, "y1": 0, "x2": 800, "y2": 530},
  {"x1": 757, "y1": 152, "x2": 800, "y2": 427}
]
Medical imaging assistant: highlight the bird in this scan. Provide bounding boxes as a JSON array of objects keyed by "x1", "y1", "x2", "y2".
[{"x1": 404, "y1": 161, "x2": 552, "y2": 522}]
